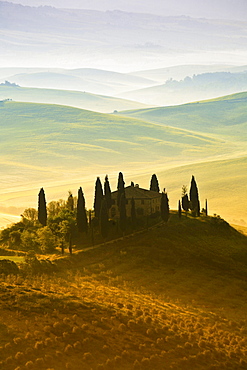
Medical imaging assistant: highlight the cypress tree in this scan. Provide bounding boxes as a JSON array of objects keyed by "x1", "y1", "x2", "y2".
[
  {"x1": 131, "y1": 197, "x2": 137, "y2": 230},
  {"x1": 182, "y1": 194, "x2": 190, "y2": 212},
  {"x1": 161, "y1": 191, "x2": 169, "y2": 222},
  {"x1": 67, "y1": 191, "x2": 74, "y2": 211},
  {"x1": 117, "y1": 172, "x2": 125, "y2": 209},
  {"x1": 205, "y1": 199, "x2": 208, "y2": 216},
  {"x1": 150, "y1": 174, "x2": 160, "y2": 192},
  {"x1": 178, "y1": 200, "x2": 182, "y2": 218},
  {"x1": 104, "y1": 175, "x2": 112, "y2": 211},
  {"x1": 38, "y1": 188, "x2": 47, "y2": 226},
  {"x1": 99, "y1": 198, "x2": 109, "y2": 240},
  {"x1": 189, "y1": 175, "x2": 200, "y2": 215},
  {"x1": 76, "y1": 187, "x2": 88, "y2": 233},
  {"x1": 119, "y1": 193, "x2": 127, "y2": 234},
  {"x1": 93, "y1": 177, "x2": 103, "y2": 218}
]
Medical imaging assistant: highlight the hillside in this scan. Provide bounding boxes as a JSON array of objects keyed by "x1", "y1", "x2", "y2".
[
  {"x1": 0, "y1": 68, "x2": 156, "y2": 96},
  {"x1": 0, "y1": 216, "x2": 247, "y2": 369},
  {"x1": 118, "y1": 72, "x2": 247, "y2": 106},
  {"x1": 0, "y1": 96, "x2": 246, "y2": 227},
  {"x1": 0, "y1": 85, "x2": 150, "y2": 113},
  {"x1": 118, "y1": 91, "x2": 247, "y2": 138}
]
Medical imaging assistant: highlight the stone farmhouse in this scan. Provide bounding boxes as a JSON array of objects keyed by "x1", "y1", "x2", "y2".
[{"x1": 110, "y1": 184, "x2": 161, "y2": 219}]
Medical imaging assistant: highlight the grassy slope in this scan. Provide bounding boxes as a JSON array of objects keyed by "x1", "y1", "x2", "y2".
[
  {"x1": 118, "y1": 91, "x2": 247, "y2": 139},
  {"x1": 0, "y1": 85, "x2": 151, "y2": 113},
  {"x1": 0, "y1": 100, "x2": 229, "y2": 199},
  {"x1": 0, "y1": 216, "x2": 247, "y2": 370},
  {"x1": 151, "y1": 156, "x2": 247, "y2": 226}
]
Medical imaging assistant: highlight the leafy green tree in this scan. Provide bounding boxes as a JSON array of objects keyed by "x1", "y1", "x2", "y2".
[
  {"x1": 47, "y1": 199, "x2": 67, "y2": 217},
  {"x1": 161, "y1": 191, "x2": 169, "y2": 222},
  {"x1": 76, "y1": 187, "x2": 88, "y2": 234},
  {"x1": 21, "y1": 230, "x2": 39, "y2": 251},
  {"x1": 48, "y1": 208, "x2": 76, "y2": 254},
  {"x1": 0, "y1": 221, "x2": 25, "y2": 247},
  {"x1": 150, "y1": 174, "x2": 160, "y2": 192},
  {"x1": 189, "y1": 175, "x2": 200, "y2": 216},
  {"x1": 117, "y1": 172, "x2": 125, "y2": 209},
  {"x1": 104, "y1": 175, "x2": 112, "y2": 212},
  {"x1": 22, "y1": 208, "x2": 38, "y2": 223},
  {"x1": 38, "y1": 188, "x2": 47, "y2": 226},
  {"x1": 36, "y1": 226, "x2": 57, "y2": 253},
  {"x1": 94, "y1": 177, "x2": 104, "y2": 218},
  {"x1": 59, "y1": 215, "x2": 76, "y2": 255},
  {"x1": 119, "y1": 193, "x2": 127, "y2": 235},
  {"x1": 99, "y1": 198, "x2": 109, "y2": 240}
]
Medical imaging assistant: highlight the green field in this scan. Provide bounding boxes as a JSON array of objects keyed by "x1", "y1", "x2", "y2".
[{"x1": 118, "y1": 91, "x2": 247, "y2": 139}]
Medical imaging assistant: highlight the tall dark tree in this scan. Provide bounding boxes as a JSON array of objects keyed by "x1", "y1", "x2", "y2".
[
  {"x1": 161, "y1": 191, "x2": 169, "y2": 222},
  {"x1": 99, "y1": 198, "x2": 109, "y2": 240},
  {"x1": 182, "y1": 194, "x2": 190, "y2": 213},
  {"x1": 205, "y1": 199, "x2": 208, "y2": 216},
  {"x1": 94, "y1": 177, "x2": 103, "y2": 218},
  {"x1": 104, "y1": 175, "x2": 112, "y2": 212},
  {"x1": 119, "y1": 193, "x2": 127, "y2": 235},
  {"x1": 189, "y1": 175, "x2": 200, "y2": 216},
  {"x1": 117, "y1": 172, "x2": 125, "y2": 208},
  {"x1": 67, "y1": 191, "x2": 74, "y2": 211},
  {"x1": 38, "y1": 188, "x2": 47, "y2": 226},
  {"x1": 178, "y1": 200, "x2": 182, "y2": 218},
  {"x1": 131, "y1": 197, "x2": 137, "y2": 230},
  {"x1": 76, "y1": 187, "x2": 88, "y2": 234},
  {"x1": 150, "y1": 174, "x2": 160, "y2": 192}
]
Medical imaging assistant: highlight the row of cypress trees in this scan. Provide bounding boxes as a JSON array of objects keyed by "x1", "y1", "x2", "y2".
[{"x1": 37, "y1": 173, "x2": 203, "y2": 244}]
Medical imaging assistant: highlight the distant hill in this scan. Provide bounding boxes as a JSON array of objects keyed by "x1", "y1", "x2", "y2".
[
  {"x1": 129, "y1": 64, "x2": 247, "y2": 83},
  {"x1": 118, "y1": 91, "x2": 247, "y2": 139},
  {"x1": 0, "y1": 68, "x2": 156, "y2": 96},
  {"x1": 119, "y1": 72, "x2": 247, "y2": 106},
  {"x1": 1, "y1": 2, "x2": 247, "y2": 71},
  {"x1": 0, "y1": 85, "x2": 150, "y2": 113}
]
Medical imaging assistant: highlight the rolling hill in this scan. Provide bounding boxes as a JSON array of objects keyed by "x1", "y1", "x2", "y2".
[
  {"x1": 0, "y1": 94, "x2": 246, "y2": 227},
  {"x1": 0, "y1": 68, "x2": 156, "y2": 96},
  {"x1": 118, "y1": 91, "x2": 247, "y2": 139},
  {"x1": 119, "y1": 72, "x2": 247, "y2": 106},
  {"x1": 0, "y1": 84, "x2": 151, "y2": 113},
  {"x1": 129, "y1": 64, "x2": 247, "y2": 83},
  {"x1": 0, "y1": 215, "x2": 247, "y2": 369}
]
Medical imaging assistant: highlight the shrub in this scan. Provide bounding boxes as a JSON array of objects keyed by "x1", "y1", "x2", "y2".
[
  {"x1": 15, "y1": 352, "x2": 25, "y2": 362},
  {"x1": 25, "y1": 361, "x2": 34, "y2": 369},
  {"x1": 0, "y1": 259, "x2": 19, "y2": 275},
  {"x1": 64, "y1": 344, "x2": 73, "y2": 355}
]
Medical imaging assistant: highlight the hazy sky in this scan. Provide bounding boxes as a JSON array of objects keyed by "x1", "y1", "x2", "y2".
[{"x1": 2, "y1": 0, "x2": 247, "y2": 20}]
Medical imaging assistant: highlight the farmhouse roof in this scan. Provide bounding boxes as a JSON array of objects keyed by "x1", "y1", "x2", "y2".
[{"x1": 111, "y1": 185, "x2": 161, "y2": 200}]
